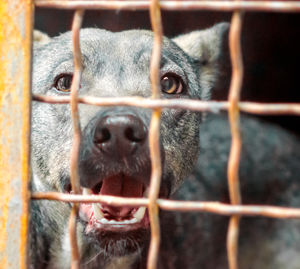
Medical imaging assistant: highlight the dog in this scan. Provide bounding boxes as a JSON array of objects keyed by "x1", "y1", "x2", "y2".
[
  {"x1": 159, "y1": 113, "x2": 300, "y2": 269},
  {"x1": 30, "y1": 23, "x2": 300, "y2": 269}
]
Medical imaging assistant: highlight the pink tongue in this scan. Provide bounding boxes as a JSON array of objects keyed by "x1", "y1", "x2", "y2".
[
  {"x1": 99, "y1": 175, "x2": 143, "y2": 218},
  {"x1": 100, "y1": 175, "x2": 143, "y2": 197}
]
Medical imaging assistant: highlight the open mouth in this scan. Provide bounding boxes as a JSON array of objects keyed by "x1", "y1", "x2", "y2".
[{"x1": 79, "y1": 174, "x2": 149, "y2": 233}]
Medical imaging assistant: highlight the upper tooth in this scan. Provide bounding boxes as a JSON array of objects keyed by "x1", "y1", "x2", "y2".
[
  {"x1": 83, "y1": 188, "x2": 92, "y2": 195},
  {"x1": 133, "y1": 206, "x2": 146, "y2": 221},
  {"x1": 143, "y1": 187, "x2": 149, "y2": 197},
  {"x1": 93, "y1": 203, "x2": 104, "y2": 219}
]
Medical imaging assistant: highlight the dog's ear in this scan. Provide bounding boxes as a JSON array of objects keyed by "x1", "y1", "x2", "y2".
[
  {"x1": 33, "y1": 30, "x2": 51, "y2": 48},
  {"x1": 172, "y1": 22, "x2": 230, "y2": 100}
]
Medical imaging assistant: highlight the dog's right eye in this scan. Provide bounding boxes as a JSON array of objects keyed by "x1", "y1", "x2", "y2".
[
  {"x1": 160, "y1": 73, "x2": 184, "y2": 95},
  {"x1": 54, "y1": 74, "x2": 73, "y2": 93}
]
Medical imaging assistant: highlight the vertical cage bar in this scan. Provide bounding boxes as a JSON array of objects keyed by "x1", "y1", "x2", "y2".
[
  {"x1": 0, "y1": 0, "x2": 33, "y2": 268},
  {"x1": 227, "y1": 6, "x2": 244, "y2": 269},
  {"x1": 68, "y1": 9, "x2": 85, "y2": 269},
  {"x1": 148, "y1": 0, "x2": 163, "y2": 268}
]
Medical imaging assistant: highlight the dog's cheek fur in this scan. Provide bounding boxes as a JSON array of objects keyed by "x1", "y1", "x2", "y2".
[
  {"x1": 55, "y1": 223, "x2": 146, "y2": 269},
  {"x1": 160, "y1": 110, "x2": 201, "y2": 194},
  {"x1": 31, "y1": 102, "x2": 73, "y2": 191}
]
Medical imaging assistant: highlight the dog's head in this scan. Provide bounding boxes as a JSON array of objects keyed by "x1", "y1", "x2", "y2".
[{"x1": 32, "y1": 23, "x2": 229, "y2": 263}]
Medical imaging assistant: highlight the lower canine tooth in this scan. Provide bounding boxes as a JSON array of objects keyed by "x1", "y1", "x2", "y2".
[
  {"x1": 133, "y1": 206, "x2": 146, "y2": 221},
  {"x1": 93, "y1": 204, "x2": 104, "y2": 219}
]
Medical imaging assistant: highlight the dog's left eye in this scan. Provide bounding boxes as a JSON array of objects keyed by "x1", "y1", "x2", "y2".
[
  {"x1": 54, "y1": 74, "x2": 73, "y2": 92},
  {"x1": 161, "y1": 74, "x2": 184, "y2": 94}
]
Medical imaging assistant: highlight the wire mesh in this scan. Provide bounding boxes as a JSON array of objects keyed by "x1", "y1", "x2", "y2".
[
  {"x1": 35, "y1": 1, "x2": 300, "y2": 12},
  {"x1": 147, "y1": 0, "x2": 163, "y2": 268},
  {"x1": 226, "y1": 7, "x2": 243, "y2": 269},
  {"x1": 69, "y1": 9, "x2": 85, "y2": 269},
  {"x1": 30, "y1": 1, "x2": 300, "y2": 269},
  {"x1": 33, "y1": 94, "x2": 300, "y2": 115},
  {"x1": 31, "y1": 192, "x2": 300, "y2": 218}
]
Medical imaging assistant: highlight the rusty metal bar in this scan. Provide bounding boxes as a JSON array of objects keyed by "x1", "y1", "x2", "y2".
[
  {"x1": 31, "y1": 192, "x2": 300, "y2": 219},
  {"x1": 69, "y1": 9, "x2": 85, "y2": 269},
  {"x1": 69, "y1": 206, "x2": 79, "y2": 269},
  {"x1": 32, "y1": 192, "x2": 149, "y2": 206},
  {"x1": 33, "y1": 94, "x2": 300, "y2": 116},
  {"x1": 239, "y1": 102, "x2": 300, "y2": 115},
  {"x1": 70, "y1": 9, "x2": 84, "y2": 196},
  {"x1": 0, "y1": 1, "x2": 33, "y2": 268},
  {"x1": 34, "y1": 0, "x2": 300, "y2": 13},
  {"x1": 227, "y1": 7, "x2": 244, "y2": 269},
  {"x1": 148, "y1": 0, "x2": 163, "y2": 268}
]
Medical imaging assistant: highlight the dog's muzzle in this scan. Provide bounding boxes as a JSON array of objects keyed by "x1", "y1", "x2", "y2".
[{"x1": 78, "y1": 109, "x2": 157, "y2": 233}]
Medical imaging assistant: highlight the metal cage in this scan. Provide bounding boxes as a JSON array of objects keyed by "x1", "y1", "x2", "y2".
[{"x1": 1, "y1": 1, "x2": 300, "y2": 268}]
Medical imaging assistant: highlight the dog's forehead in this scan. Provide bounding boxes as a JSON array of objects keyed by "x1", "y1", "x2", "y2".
[
  {"x1": 50, "y1": 29, "x2": 143, "y2": 57},
  {"x1": 81, "y1": 29, "x2": 183, "y2": 72},
  {"x1": 50, "y1": 29, "x2": 181, "y2": 68}
]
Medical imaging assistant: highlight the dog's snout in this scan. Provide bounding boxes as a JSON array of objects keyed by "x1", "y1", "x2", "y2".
[{"x1": 93, "y1": 114, "x2": 147, "y2": 156}]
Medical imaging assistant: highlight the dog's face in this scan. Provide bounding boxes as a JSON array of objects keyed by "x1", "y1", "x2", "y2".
[{"x1": 31, "y1": 24, "x2": 228, "y2": 264}]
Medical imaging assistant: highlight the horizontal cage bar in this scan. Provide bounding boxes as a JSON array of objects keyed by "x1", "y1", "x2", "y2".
[
  {"x1": 34, "y1": 0, "x2": 300, "y2": 12},
  {"x1": 31, "y1": 192, "x2": 300, "y2": 219},
  {"x1": 32, "y1": 94, "x2": 300, "y2": 116}
]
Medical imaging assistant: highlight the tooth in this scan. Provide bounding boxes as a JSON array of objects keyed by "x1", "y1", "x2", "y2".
[
  {"x1": 79, "y1": 209, "x2": 88, "y2": 222},
  {"x1": 93, "y1": 204, "x2": 104, "y2": 219},
  {"x1": 100, "y1": 218, "x2": 109, "y2": 224},
  {"x1": 133, "y1": 206, "x2": 146, "y2": 221},
  {"x1": 83, "y1": 188, "x2": 92, "y2": 195},
  {"x1": 128, "y1": 218, "x2": 138, "y2": 224},
  {"x1": 143, "y1": 187, "x2": 149, "y2": 197}
]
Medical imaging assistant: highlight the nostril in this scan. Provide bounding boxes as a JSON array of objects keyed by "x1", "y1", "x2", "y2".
[
  {"x1": 94, "y1": 128, "x2": 111, "y2": 144},
  {"x1": 124, "y1": 127, "x2": 145, "y2": 143}
]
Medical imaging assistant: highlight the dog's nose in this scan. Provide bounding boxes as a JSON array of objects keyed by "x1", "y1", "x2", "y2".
[{"x1": 93, "y1": 114, "x2": 147, "y2": 156}]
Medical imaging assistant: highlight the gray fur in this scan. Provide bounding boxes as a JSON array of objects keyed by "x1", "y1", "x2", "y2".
[
  {"x1": 30, "y1": 23, "x2": 300, "y2": 269},
  {"x1": 159, "y1": 113, "x2": 300, "y2": 269}
]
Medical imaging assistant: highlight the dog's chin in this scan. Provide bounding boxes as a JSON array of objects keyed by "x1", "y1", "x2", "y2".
[{"x1": 83, "y1": 226, "x2": 150, "y2": 257}]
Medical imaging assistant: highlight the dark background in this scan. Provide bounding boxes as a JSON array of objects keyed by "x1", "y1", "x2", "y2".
[{"x1": 35, "y1": 8, "x2": 300, "y2": 135}]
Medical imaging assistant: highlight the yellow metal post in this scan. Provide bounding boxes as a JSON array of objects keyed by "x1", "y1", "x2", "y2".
[{"x1": 0, "y1": 0, "x2": 33, "y2": 268}]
